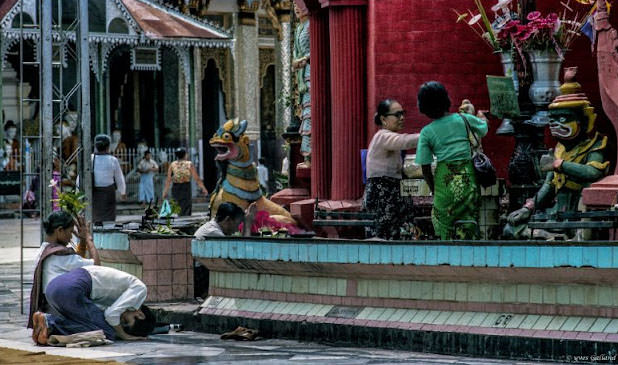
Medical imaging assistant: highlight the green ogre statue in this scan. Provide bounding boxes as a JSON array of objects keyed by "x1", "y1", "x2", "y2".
[{"x1": 504, "y1": 68, "x2": 610, "y2": 239}]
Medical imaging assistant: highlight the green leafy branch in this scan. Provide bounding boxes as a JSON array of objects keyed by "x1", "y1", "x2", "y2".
[{"x1": 50, "y1": 180, "x2": 87, "y2": 218}]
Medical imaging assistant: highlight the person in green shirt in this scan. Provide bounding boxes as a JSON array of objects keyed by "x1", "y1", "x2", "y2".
[{"x1": 415, "y1": 81, "x2": 488, "y2": 240}]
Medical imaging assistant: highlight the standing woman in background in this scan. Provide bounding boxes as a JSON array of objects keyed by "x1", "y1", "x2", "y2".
[
  {"x1": 365, "y1": 99, "x2": 419, "y2": 240},
  {"x1": 138, "y1": 150, "x2": 158, "y2": 207},
  {"x1": 92, "y1": 134, "x2": 126, "y2": 223},
  {"x1": 162, "y1": 148, "x2": 208, "y2": 216}
]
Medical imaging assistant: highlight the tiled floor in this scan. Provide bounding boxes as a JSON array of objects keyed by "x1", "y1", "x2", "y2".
[{"x1": 0, "y1": 324, "x2": 555, "y2": 364}]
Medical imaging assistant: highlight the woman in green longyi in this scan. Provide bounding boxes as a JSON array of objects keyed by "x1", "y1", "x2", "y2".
[{"x1": 415, "y1": 81, "x2": 488, "y2": 240}]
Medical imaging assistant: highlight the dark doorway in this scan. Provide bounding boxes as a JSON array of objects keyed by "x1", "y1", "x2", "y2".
[
  {"x1": 260, "y1": 64, "x2": 277, "y2": 192},
  {"x1": 137, "y1": 71, "x2": 164, "y2": 147},
  {"x1": 108, "y1": 46, "x2": 167, "y2": 148},
  {"x1": 201, "y1": 59, "x2": 224, "y2": 193},
  {"x1": 108, "y1": 46, "x2": 134, "y2": 141}
]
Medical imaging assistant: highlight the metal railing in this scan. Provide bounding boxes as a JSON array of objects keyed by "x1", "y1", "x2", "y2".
[
  {"x1": 112, "y1": 147, "x2": 198, "y2": 202},
  {"x1": 1, "y1": 146, "x2": 203, "y2": 203}
]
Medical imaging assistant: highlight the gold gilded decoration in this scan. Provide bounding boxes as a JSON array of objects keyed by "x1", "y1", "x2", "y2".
[
  {"x1": 259, "y1": 48, "x2": 275, "y2": 88},
  {"x1": 261, "y1": 0, "x2": 284, "y2": 40}
]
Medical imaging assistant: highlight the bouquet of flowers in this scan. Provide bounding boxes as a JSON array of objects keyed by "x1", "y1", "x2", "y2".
[
  {"x1": 499, "y1": 10, "x2": 587, "y2": 57},
  {"x1": 454, "y1": 0, "x2": 519, "y2": 52},
  {"x1": 454, "y1": 0, "x2": 592, "y2": 55}
]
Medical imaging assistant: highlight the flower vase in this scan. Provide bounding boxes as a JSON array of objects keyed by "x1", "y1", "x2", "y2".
[
  {"x1": 528, "y1": 50, "x2": 563, "y2": 107},
  {"x1": 499, "y1": 51, "x2": 519, "y2": 95}
]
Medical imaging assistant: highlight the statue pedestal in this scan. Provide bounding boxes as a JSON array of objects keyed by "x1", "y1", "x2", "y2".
[
  {"x1": 270, "y1": 188, "x2": 310, "y2": 210},
  {"x1": 582, "y1": 175, "x2": 618, "y2": 207},
  {"x1": 271, "y1": 131, "x2": 310, "y2": 210},
  {"x1": 582, "y1": 175, "x2": 618, "y2": 239}
]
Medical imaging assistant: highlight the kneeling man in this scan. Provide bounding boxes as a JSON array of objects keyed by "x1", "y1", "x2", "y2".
[{"x1": 32, "y1": 265, "x2": 155, "y2": 345}]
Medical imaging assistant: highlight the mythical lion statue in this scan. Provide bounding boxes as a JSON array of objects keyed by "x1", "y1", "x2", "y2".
[{"x1": 209, "y1": 118, "x2": 295, "y2": 224}]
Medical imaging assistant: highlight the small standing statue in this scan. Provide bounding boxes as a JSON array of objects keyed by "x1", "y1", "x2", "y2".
[
  {"x1": 56, "y1": 120, "x2": 78, "y2": 162},
  {"x1": 293, "y1": 0, "x2": 311, "y2": 167},
  {"x1": 110, "y1": 129, "x2": 129, "y2": 173},
  {"x1": 3, "y1": 120, "x2": 19, "y2": 171},
  {"x1": 504, "y1": 68, "x2": 609, "y2": 239}
]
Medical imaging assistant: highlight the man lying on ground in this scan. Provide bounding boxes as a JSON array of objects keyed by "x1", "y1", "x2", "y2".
[{"x1": 31, "y1": 265, "x2": 155, "y2": 345}]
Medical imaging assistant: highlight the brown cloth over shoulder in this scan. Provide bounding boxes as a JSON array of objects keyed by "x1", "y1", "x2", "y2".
[{"x1": 27, "y1": 243, "x2": 77, "y2": 329}]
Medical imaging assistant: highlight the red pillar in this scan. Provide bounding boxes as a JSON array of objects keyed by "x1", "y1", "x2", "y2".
[
  {"x1": 326, "y1": 1, "x2": 367, "y2": 200},
  {"x1": 308, "y1": 6, "x2": 331, "y2": 199}
]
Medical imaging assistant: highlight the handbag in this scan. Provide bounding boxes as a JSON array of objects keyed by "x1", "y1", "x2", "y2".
[
  {"x1": 159, "y1": 199, "x2": 172, "y2": 218},
  {"x1": 460, "y1": 113, "x2": 496, "y2": 188}
]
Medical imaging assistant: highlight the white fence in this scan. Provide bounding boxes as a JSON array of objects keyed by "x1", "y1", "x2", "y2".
[
  {"x1": 113, "y1": 147, "x2": 199, "y2": 202},
  {"x1": 0, "y1": 146, "x2": 201, "y2": 203}
]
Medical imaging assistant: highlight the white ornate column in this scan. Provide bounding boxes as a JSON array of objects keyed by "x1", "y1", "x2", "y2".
[
  {"x1": 235, "y1": 6, "x2": 260, "y2": 141},
  {"x1": 275, "y1": 7, "x2": 292, "y2": 133},
  {"x1": 194, "y1": 47, "x2": 203, "y2": 139},
  {"x1": 174, "y1": 46, "x2": 191, "y2": 147}
]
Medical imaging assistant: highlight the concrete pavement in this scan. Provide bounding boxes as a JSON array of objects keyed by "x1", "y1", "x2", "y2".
[
  {"x1": 0, "y1": 218, "x2": 555, "y2": 364},
  {"x1": 0, "y1": 257, "x2": 553, "y2": 364}
]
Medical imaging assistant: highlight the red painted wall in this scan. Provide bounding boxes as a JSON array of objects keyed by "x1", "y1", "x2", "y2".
[{"x1": 366, "y1": 0, "x2": 617, "y2": 181}]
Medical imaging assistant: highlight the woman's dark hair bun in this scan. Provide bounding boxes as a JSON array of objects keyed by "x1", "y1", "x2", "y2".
[
  {"x1": 43, "y1": 210, "x2": 74, "y2": 234},
  {"x1": 417, "y1": 81, "x2": 451, "y2": 119},
  {"x1": 175, "y1": 148, "x2": 187, "y2": 159},
  {"x1": 374, "y1": 99, "x2": 396, "y2": 126}
]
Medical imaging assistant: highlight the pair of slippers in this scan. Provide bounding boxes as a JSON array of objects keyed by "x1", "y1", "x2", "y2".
[
  {"x1": 220, "y1": 326, "x2": 259, "y2": 341},
  {"x1": 32, "y1": 312, "x2": 49, "y2": 345}
]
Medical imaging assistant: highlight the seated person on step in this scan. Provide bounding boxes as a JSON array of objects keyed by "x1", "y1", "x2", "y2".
[{"x1": 194, "y1": 202, "x2": 257, "y2": 238}]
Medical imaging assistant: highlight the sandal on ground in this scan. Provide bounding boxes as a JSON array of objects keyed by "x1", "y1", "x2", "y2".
[{"x1": 220, "y1": 326, "x2": 259, "y2": 341}]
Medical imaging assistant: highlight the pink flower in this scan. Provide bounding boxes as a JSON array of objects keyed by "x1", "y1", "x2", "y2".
[
  {"x1": 505, "y1": 20, "x2": 519, "y2": 28},
  {"x1": 518, "y1": 29, "x2": 533, "y2": 41},
  {"x1": 497, "y1": 29, "x2": 510, "y2": 39},
  {"x1": 502, "y1": 20, "x2": 519, "y2": 33},
  {"x1": 537, "y1": 20, "x2": 553, "y2": 29},
  {"x1": 527, "y1": 11, "x2": 541, "y2": 21},
  {"x1": 546, "y1": 13, "x2": 558, "y2": 23},
  {"x1": 514, "y1": 24, "x2": 528, "y2": 34},
  {"x1": 513, "y1": 24, "x2": 533, "y2": 41}
]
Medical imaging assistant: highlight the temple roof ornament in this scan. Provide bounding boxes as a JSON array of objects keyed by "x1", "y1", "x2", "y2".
[
  {"x1": 260, "y1": 0, "x2": 285, "y2": 40},
  {"x1": 0, "y1": 0, "x2": 233, "y2": 48}
]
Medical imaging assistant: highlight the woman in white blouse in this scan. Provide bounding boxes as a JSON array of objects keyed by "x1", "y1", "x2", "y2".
[
  {"x1": 92, "y1": 134, "x2": 126, "y2": 223},
  {"x1": 28, "y1": 212, "x2": 100, "y2": 330}
]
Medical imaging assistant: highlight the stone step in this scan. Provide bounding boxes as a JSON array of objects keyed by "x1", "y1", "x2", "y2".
[{"x1": 151, "y1": 300, "x2": 618, "y2": 363}]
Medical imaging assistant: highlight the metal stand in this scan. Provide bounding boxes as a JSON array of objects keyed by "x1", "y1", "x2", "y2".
[{"x1": 16, "y1": 0, "x2": 90, "y2": 314}]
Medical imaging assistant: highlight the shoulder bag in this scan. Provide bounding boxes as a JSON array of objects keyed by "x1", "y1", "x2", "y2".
[{"x1": 460, "y1": 113, "x2": 496, "y2": 188}]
